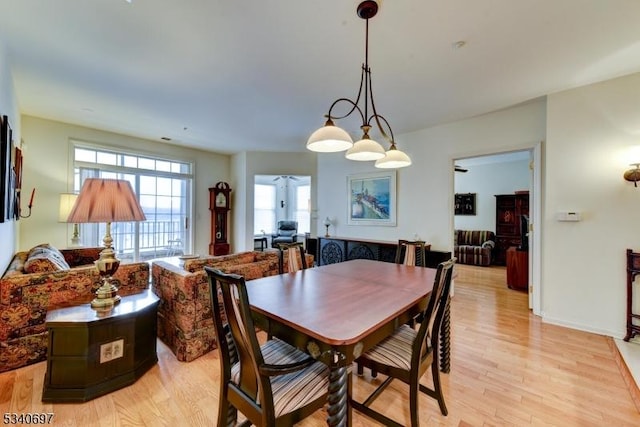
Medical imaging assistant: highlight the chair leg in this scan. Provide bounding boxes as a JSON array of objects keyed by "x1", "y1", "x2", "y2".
[
  {"x1": 357, "y1": 362, "x2": 363, "y2": 376},
  {"x1": 217, "y1": 397, "x2": 237, "y2": 427},
  {"x1": 430, "y1": 363, "x2": 448, "y2": 416},
  {"x1": 409, "y1": 379, "x2": 420, "y2": 427}
]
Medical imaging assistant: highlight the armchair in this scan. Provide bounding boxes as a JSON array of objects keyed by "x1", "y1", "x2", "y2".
[{"x1": 271, "y1": 220, "x2": 298, "y2": 248}]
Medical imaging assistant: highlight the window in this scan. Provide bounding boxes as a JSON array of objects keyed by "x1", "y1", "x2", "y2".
[
  {"x1": 72, "y1": 143, "x2": 192, "y2": 261},
  {"x1": 293, "y1": 183, "x2": 310, "y2": 234},
  {"x1": 254, "y1": 184, "x2": 276, "y2": 235}
]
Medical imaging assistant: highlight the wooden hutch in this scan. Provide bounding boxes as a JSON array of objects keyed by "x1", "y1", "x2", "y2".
[{"x1": 494, "y1": 191, "x2": 529, "y2": 266}]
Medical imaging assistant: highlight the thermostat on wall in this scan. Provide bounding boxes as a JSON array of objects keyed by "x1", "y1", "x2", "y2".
[{"x1": 556, "y1": 211, "x2": 582, "y2": 222}]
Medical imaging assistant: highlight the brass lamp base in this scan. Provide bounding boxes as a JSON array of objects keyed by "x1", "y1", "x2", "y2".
[
  {"x1": 91, "y1": 281, "x2": 122, "y2": 309},
  {"x1": 91, "y1": 243, "x2": 122, "y2": 309}
]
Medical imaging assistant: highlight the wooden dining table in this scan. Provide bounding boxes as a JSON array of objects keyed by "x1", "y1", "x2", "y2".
[{"x1": 246, "y1": 259, "x2": 440, "y2": 426}]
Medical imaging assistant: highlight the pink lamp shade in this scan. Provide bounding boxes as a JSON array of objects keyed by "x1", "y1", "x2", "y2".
[{"x1": 67, "y1": 178, "x2": 146, "y2": 224}]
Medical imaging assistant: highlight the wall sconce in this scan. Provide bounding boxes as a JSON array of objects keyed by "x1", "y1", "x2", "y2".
[
  {"x1": 624, "y1": 163, "x2": 640, "y2": 187},
  {"x1": 19, "y1": 188, "x2": 35, "y2": 218}
]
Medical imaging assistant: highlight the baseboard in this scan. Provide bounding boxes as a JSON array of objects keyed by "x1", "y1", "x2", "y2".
[{"x1": 609, "y1": 337, "x2": 640, "y2": 413}]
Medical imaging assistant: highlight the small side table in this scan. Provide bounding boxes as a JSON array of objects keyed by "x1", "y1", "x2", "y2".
[
  {"x1": 254, "y1": 236, "x2": 268, "y2": 251},
  {"x1": 42, "y1": 290, "x2": 159, "y2": 402}
]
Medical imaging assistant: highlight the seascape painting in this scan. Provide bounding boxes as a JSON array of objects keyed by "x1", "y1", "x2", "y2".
[{"x1": 347, "y1": 171, "x2": 396, "y2": 226}]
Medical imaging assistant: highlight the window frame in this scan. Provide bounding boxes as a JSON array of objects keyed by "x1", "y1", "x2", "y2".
[{"x1": 70, "y1": 140, "x2": 194, "y2": 261}]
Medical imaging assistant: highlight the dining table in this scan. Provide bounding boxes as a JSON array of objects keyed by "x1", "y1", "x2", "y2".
[{"x1": 246, "y1": 258, "x2": 445, "y2": 426}]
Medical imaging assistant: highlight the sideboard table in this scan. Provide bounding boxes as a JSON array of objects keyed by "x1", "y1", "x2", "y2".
[{"x1": 42, "y1": 290, "x2": 159, "y2": 402}]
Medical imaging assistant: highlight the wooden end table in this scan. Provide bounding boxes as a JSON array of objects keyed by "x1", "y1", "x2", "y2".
[{"x1": 42, "y1": 290, "x2": 159, "y2": 402}]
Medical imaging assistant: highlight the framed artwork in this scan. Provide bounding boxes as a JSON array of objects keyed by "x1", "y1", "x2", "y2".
[
  {"x1": 0, "y1": 115, "x2": 10, "y2": 223},
  {"x1": 347, "y1": 170, "x2": 396, "y2": 226},
  {"x1": 454, "y1": 193, "x2": 476, "y2": 215}
]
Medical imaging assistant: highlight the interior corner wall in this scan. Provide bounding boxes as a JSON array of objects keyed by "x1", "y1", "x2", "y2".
[
  {"x1": 0, "y1": 42, "x2": 20, "y2": 273},
  {"x1": 317, "y1": 99, "x2": 546, "y2": 250},
  {"x1": 543, "y1": 72, "x2": 640, "y2": 337},
  {"x1": 19, "y1": 116, "x2": 230, "y2": 256},
  {"x1": 234, "y1": 151, "x2": 317, "y2": 252},
  {"x1": 230, "y1": 151, "x2": 247, "y2": 254}
]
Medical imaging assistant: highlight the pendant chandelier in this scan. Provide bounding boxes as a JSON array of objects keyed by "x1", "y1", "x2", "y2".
[{"x1": 307, "y1": 0, "x2": 411, "y2": 169}]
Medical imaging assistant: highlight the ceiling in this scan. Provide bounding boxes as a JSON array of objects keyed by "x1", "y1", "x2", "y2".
[{"x1": 1, "y1": 0, "x2": 640, "y2": 155}]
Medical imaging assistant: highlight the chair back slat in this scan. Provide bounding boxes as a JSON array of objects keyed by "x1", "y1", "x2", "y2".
[
  {"x1": 277, "y1": 241, "x2": 308, "y2": 274},
  {"x1": 414, "y1": 259, "x2": 455, "y2": 364}
]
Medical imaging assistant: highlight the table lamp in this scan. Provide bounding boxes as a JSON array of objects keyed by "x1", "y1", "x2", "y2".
[
  {"x1": 67, "y1": 178, "x2": 146, "y2": 309},
  {"x1": 323, "y1": 217, "x2": 332, "y2": 237},
  {"x1": 59, "y1": 193, "x2": 81, "y2": 246}
]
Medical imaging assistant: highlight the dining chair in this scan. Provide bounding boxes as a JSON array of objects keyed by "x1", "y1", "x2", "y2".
[
  {"x1": 395, "y1": 239, "x2": 429, "y2": 267},
  {"x1": 204, "y1": 266, "x2": 329, "y2": 427},
  {"x1": 276, "y1": 241, "x2": 308, "y2": 274},
  {"x1": 352, "y1": 258, "x2": 455, "y2": 427},
  {"x1": 395, "y1": 239, "x2": 431, "y2": 327}
]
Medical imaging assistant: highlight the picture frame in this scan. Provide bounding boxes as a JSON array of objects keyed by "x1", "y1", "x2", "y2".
[
  {"x1": 0, "y1": 115, "x2": 10, "y2": 223},
  {"x1": 347, "y1": 170, "x2": 396, "y2": 226},
  {"x1": 454, "y1": 192, "x2": 476, "y2": 216}
]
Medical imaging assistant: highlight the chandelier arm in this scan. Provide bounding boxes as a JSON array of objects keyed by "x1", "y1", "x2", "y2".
[
  {"x1": 326, "y1": 97, "x2": 366, "y2": 124},
  {"x1": 367, "y1": 113, "x2": 395, "y2": 144},
  {"x1": 365, "y1": 67, "x2": 395, "y2": 144}
]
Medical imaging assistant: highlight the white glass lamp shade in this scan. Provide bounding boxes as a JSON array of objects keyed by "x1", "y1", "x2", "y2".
[
  {"x1": 345, "y1": 137, "x2": 386, "y2": 161},
  {"x1": 307, "y1": 122, "x2": 354, "y2": 153},
  {"x1": 375, "y1": 146, "x2": 412, "y2": 169}
]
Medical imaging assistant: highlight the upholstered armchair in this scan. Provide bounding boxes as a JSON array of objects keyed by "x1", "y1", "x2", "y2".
[
  {"x1": 271, "y1": 220, "x2": 298, "y2": 248},
  {"x1": 453, "y1": 230, "x2": 495, "y2": 266}
]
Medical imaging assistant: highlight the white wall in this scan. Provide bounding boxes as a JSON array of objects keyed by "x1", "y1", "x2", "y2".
[
  {"x1": 230, "y1": 151, "x2": 247, "y2": 254},
  {"x1": 543, "y1": 72, "x2": 640, "y2": 337},
  {"x1": 317, "y1": 99, "x2": 546, "y2": 250},
  {"x1": 19, "y1": 116, "x2": 229, "y2": 256},
  {"x1": 0, "y1": 42, "x2": 20, "y2": 273},
  {"x1": 454, "y1": 159, "x2": 530, "y2": 231},
  {"x1": 233, "y1": 151, "x2": 317, "y2": 252}
]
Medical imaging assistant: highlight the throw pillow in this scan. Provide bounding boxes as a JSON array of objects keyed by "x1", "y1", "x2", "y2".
[{"x1": 24, "y1": 244, "x2": 70, "y2": 273}]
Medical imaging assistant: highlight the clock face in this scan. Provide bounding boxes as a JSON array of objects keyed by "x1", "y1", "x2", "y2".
[{"x1": 215, "y1": 192, "x2": 227, "y2": 208}]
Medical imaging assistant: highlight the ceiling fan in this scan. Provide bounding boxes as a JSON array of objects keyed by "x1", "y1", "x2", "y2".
[
  {"x1": 273, "y1": 175, "x2": 300, "y2": 181},
  {"x1": 454, "y1": 165, "x2": 468, "y2": 173}
]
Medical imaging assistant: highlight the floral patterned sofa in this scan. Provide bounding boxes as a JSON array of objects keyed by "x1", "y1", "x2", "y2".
[
  {"x1": 152, "y1": 250, "x2": 313, "y2": 362},
  {"x1": 0, "y1": 244, "x2": 150, "y2": 373}
]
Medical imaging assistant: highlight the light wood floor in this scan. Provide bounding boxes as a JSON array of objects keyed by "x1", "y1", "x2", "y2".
[{"x1": 1, "y1": 264, "x2": 639, "y2": 426}]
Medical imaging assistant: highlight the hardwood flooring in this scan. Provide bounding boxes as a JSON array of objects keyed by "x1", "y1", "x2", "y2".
[{"x1": 1, "y1": 264, "x2": 639, "y2": 426}]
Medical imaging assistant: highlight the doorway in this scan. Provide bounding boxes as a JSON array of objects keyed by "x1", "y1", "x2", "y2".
[
  {"x1": 253, "y1": 175, "x2": 311, "y2": 245},
  {"x1": 454, "y1": 147, "x2": 540, "y2": 313}
]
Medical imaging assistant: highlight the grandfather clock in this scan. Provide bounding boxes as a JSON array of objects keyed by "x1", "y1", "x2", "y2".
[{"x1": 209, "y1": 182, "x2": 231, "y2": 255}]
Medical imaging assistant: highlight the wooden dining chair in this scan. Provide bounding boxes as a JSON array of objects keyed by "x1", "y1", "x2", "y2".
[
  {"x1": 276, "y1": 241, "x2": 308, "y2": 274},
  {"x1": 395, "y1": 239, "x2": 430, "y2": 267},
  {"x1": 352, "y1": 259, "x2": 455, "y2": 427},
  {"x1": 395, "y1": 239, "x2": 431, "y2": 327},
  {"x1": 204, "y1": 266, "x2": 329, "y2": 427}
]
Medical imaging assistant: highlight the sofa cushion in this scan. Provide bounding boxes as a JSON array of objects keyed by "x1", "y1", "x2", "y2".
[{"x1": 23, "y1": 244, "x2": 70, "y2": 274}]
